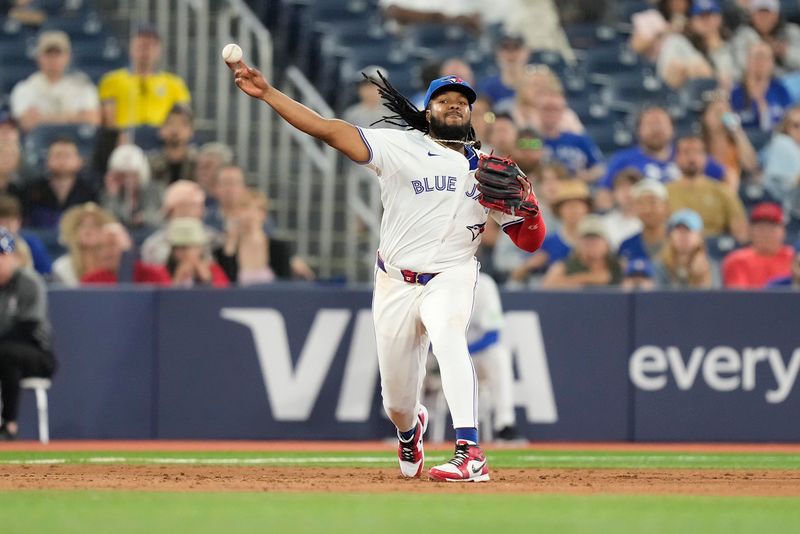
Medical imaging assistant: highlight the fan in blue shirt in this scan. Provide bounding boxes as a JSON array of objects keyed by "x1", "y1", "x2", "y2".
[
  {"x1": 539, "y1": 92, "x2": 605, "y2": 181},
  {"x1": 599, "y1": 106, "x2": 725, "y2": 189},
  {"x1": 731, "y1": 41, "x2": 793, "y2": 132}
]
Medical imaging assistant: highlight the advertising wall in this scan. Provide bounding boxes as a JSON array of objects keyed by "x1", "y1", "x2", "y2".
[{"x1": 16, "y1": 287, "x2": 799, "y2": 441}]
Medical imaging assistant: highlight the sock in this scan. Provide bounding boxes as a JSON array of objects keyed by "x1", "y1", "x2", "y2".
[
  {"x1": 398, "y1": 424, "x2": 417, "y2": 442},
  {"x1": 455, "y1": 427, "x2": 478, "y2": 445}
]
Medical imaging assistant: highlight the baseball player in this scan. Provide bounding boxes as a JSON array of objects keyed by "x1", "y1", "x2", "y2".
[
  {"x1": 228, "y1": 59, "x2": 546, "y2": 482},
  {"x1": 468, "y1": 272, "x2": 519, "y2": 440}
]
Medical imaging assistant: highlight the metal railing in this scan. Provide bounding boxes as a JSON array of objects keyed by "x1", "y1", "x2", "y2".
[
  {"x1": 277, "y1": 66, "x2": 338, "y2": 279},
  {"x1": 111, "y1": 0, "x2": 273, "y2": 190}
]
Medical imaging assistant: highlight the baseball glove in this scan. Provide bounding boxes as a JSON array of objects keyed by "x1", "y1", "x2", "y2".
[{"x1": 475, "y1": 154, "x2": 540, "y2": 218}]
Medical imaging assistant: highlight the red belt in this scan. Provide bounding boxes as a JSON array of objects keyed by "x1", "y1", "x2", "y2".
[{"x1": 377, "y1": 254, "x2": 439, "y2": 286}]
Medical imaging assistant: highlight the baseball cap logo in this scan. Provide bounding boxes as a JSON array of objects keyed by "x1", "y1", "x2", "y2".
[{"x1": 449, "y1": 77, "x2": 463, "y2": 84}]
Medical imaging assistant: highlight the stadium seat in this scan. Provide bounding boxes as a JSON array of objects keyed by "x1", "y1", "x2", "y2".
[
  {"x1": 745, "y1": 127, "x2": 772, "y2": 152},
  {"x1": 129, "y1": 126, "x2": 162, "y2": 152},
  {"x1": 566, "y1": 23, "x2": 622, "y2": 50},
  {"x1": 584, "y1": 44, "x2": 644, "y2": 84},
  {"x1": 20, "y1": 377, "x2": 51, "y2": 445},
  {"x1": 680, "y1": 77, "x2": 718, "y2": 112},
  {"x1": 23, "y1": 124, "x2": 98, "y2": 169},
  {"x1": 41, "y1": 12, "x2": 103, "y2": 38},
  {"x1": 706, "y1": 235, "x2": 739, "y2": 262}
]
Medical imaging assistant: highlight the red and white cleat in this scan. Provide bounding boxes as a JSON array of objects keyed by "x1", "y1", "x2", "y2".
[
  {"x1": 429, "y1": 440, "x2": 490, "y2": 482},
  {"x1": 397, "y1": 405, "x2": 428, "y2": 478}
]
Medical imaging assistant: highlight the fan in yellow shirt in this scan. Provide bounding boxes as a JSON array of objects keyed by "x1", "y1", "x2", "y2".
[{"x1": 98, "y1": 25, "x2": 191, "y2": 128}]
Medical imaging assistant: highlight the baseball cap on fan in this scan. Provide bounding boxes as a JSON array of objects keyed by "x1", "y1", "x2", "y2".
[
  {"x1": 750, "y1": 202, "x2": 784, "y2": 225},
  {"x1": 423, "y1": 75, "x2": 477, "y2": 109},
  {"x1": 36, "y1": 31, "x2": 71, "y2": 55},
  {"x1": 749, "y1": 0, "x2": 780, "y2": 12},
  {"x1": 668, "y1": 209, "x2": 704, "y2": 232},
  {"x1": 691, "y1": 0, "x2": 720, "y2": 15}
]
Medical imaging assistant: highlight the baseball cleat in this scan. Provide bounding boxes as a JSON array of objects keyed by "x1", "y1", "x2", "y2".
[
  {"x1": 397, "y1": 405, "x2": 428, "y2": 478},
  {"x1": 428, "y1": 440, "x2": 490, "y2": 482}
]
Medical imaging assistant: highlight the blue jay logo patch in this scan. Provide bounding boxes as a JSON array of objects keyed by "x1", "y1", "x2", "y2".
[{"x1": 466, "y1": 223, "x2": 486, "y2": 241}]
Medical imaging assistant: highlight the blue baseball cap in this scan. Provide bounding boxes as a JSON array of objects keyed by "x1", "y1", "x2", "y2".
[
  {"x1": 423, "y1": 75, "x2": 477, "y2": 109},
  {"x1": 626, "y1": 258, "x2": 654, "y2": 278},
  {"x1": 668, "y1": 209, "x2": 704, "y2": 232},
  {"x1": 0, "y1": 227, "x2": 16, "y2": 255},
  {"x1": 691, "y1": 0, "x2": 720, "y2": 15}
]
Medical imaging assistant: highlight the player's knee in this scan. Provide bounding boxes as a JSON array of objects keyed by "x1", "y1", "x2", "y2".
[{"x1": 383, "y1": 403, "x2": 415, "y2": 426}]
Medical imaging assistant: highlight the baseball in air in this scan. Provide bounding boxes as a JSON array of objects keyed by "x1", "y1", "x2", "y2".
[{"x1": 221, "y1": 43, "x2": 243, "y2": 63}]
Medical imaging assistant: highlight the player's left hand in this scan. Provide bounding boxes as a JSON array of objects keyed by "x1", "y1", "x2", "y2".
[{"x1": 475, "y1": 154, "x2": 539, "y2": 219}]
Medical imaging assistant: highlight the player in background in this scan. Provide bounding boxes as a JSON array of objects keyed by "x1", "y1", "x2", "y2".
[
  {"x1": 227, "y1": 57, "x2": 545, "y2": 482},
  {"x1": 467, "y1": 272, "x2": 521, "y2": 441}
]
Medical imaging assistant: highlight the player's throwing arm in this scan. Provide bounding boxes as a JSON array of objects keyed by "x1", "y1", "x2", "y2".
[{"x1": 223, "y1": 45, "x2": 369, "y2": 163}]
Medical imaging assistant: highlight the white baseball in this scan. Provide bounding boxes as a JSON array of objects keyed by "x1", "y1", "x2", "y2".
[{"x1": 221, "y1": 43, "x2": 243, "y2": 64}]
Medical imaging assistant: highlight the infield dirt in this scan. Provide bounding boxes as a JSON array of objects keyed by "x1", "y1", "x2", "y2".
[{"x1": 2, "y1": 465, "x2": 799, "y2": 496}]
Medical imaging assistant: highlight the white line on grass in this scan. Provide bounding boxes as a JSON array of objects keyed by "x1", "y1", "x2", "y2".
[
  {"x1": 0, "y1": 456, "x2": 447, "y2": 466},
  {"x1": 519, "y1": 455, "x2": 797, "y2": 463}
]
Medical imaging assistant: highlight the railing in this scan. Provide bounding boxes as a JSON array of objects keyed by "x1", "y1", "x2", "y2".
[
  {"x1": 110, "y1": 0, "x2": 273, "y2": 191},
  {"x1": 277, "y1": 67, "x2": 338, "y2": 278}
]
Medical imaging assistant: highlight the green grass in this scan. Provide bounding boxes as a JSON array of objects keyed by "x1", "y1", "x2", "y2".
[
  {"x1": 1, "y1": 448, "x2": 800, "y2": 469},
  {"x1": 0, "y1": 491, "x2": 798, "y2": 534}
]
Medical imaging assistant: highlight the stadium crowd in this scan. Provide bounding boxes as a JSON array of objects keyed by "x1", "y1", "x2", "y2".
[{"x1": 0, "y1": 0, "x2": 799, "y2": 291}]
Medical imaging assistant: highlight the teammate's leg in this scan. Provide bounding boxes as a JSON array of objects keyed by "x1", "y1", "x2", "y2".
[{"x1": 485, "y1": 344, "x2": 517, "y2": 434}]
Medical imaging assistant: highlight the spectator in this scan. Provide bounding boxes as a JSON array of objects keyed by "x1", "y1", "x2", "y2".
[
  {"x1": 766, "y1": 248, "x2": 800, "y2": 288},
  {"x1": 511, "y1": 128, "x2": 544, "y2": 177},
  {"x1": 98, "y1": 24, "x2": 191, "y2": 128},
  {"x1": 0, "y1": 109, "x2": 37, "y2": 182},
  {"x1": 140, "y1": 180, "x2": 220, "y2": 265},
  {"x1": 0, "y1": 132, "x2": 23, "y2": 201},
  {"x1": 621, "y1": 258, "x2": 656, "y2": 291},
  {"x1": 51, "y1": 202, "x2": 115, "y2": 286},
  {"x1": 0, "y1": 195, "x2": 51, "y2": 275},
  {"x1": 667, "y1": 136, "x2": 749, "y2": 241},
  {"x1": 101, "y1": 144, "x2": 162, "y2": 229},
  {"x1": 9, "y1": 31, "x2": 100, "y2": 132},
  {"x1": 510, "y1": 68, "x2": 583, "y2": 133},
  {"x1": 4, "y1": 0, "x2": 44, "y2": 26},
  {"x1": 194, "y1": 142, "x2": 234, "y2": 204},
  {"x1": 0, "y1": 228, "x2": 55, "y2": 441},
  {"x1": 214, "y1": 189, "x2": 293, "y2": 284},
  {"x1": 539, "y1": 91, "x2": 605, "y2": 182},
  {"x1": 21, "y1": 138, "x2": 96, "y2": 229},
  {"x1": 761, "y1": 104, "x2": 800, "y2": 212},
  {"x1": 505, "y1": 0, "x2": 576, "y2": 64},
  {"x1": 470, "y1": 96, "x2": 493, "y2": 146},
  {"x1": 541, "y1": 215, "x2": 623, "y2": 288},
  {"x1": 618, "y1": 179, "x2": 670, "y2": 264},
  {"x1": 730, "y1": 40, "x2": 792, "y2": 131},
  {"x1": 477, "y1": 34, "x2": 530, "y2": 110},
  {"x1": 483, "y1": 113, "x2": 518, "y2": 157},
  {"x1": 631, "y1": 0, "x2": 692, "y2": 63},
  {"x1": 601, "y1": 167, "x2": 644, "y2": 250},
  {"x1": 730, "y1": 0, "x2": 800, "y2": 77},
  {"x1": 657, "y1": 0, "x2": 735, "y2": 89},
  {"x1": 379, "y1": 0, "x2": 482, "y2": 33},
  {"x1": 653, "y1": 209, "x2": 715, "y2": 288},
  {"x1": 699, "y1": 90, "x2": 759, "y2": 191},
  {"x1": 439, "y1": 58, "x2": 475, "y2": 86},
  {"x1": 722, "y1": 202, "x2": 794, "y2": 287},
  {"x1": 79, "y1": 222, "x2": 167, "y2": 285},
  {"x1": 504, "y1": 179, "x2": 590, "y2": 284},
  {"x1": 598, "y1": 106, "x2": 726, "y2": 207},
  {"x1": 343, "y1": 67, "x2": 400, "y2": 130},
  {"x1": 161, "y1": 218, "x2": 229, "y2": 288},
  {"x1": 204, "y1": 165, "x2": 248, "y2": 232},
  {"x1": 148, "y1": 104, "x2": 197, "y2": 185},
  {"x1": 533, "y1": 162, "x2": 569, "y2": 233}
]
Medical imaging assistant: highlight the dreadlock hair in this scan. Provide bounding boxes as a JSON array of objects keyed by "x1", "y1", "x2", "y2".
[{"x1": 366, "y1": 71, "x2": 481, "y2": 149}]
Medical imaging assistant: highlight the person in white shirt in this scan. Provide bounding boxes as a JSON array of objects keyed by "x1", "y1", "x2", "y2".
[
  {"x1": 379, "y1": 0, "x2": 482, "y2": 33},
  {"x1": 10, "y1": 31, "x2": 100, "y2": 132},
  {"x1": 602, "y1": 167, "x2": 644, "y2": 251},
  {"x1": 228, "y1": 59, "x2": 546, "y2": 482}
]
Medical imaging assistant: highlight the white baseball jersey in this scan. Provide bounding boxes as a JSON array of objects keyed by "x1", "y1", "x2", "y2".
[{"x1": 357, "y1": 127, "x2": 523, "y2": 273}]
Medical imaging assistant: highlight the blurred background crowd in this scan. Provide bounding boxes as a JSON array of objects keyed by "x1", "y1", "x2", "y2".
[{"x1": 1, "y1": 0, "x2": 799, "y2": 290}]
